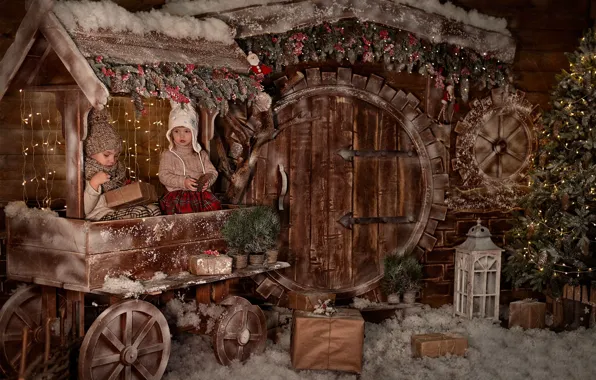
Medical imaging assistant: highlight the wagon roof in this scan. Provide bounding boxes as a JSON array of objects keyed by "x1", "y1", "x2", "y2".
[{"x1": 0, "y1": 0, "x2": 516, "y2": 108}]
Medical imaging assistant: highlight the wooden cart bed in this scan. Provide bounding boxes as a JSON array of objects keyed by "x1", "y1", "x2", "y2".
[{"x1": 6, "y1": 206, "x2": 261, "y2": 293}]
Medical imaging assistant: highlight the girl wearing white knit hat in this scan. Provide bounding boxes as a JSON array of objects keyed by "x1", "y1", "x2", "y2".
[{"x1": 158, "y1": 101, "x2": 221, "y2": 214}]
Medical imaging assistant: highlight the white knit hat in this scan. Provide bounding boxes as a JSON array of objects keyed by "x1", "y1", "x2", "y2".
[{"x1": 167, "y1": 101, "x2": 202, "y2": 154}]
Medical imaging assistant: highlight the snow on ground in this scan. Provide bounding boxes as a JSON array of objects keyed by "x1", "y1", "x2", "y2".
[{"x1": 164, "y1": 305, "x2": 596, "y2": 380}]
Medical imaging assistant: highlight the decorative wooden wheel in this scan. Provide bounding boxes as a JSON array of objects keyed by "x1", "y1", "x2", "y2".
[
  {"x1": 0, "y1": 285, "x2": 44, "y2": 376},
  {"x1": 455, "y1": 87, "x2": 538, "y2": 184},
  {"x1": 213, "y1": 296, "x2": 266, "y2": 365},
  {"x1": 79, "y1": 299, "x2": 170, "y2": 380},
  {"x1": 474, "y1": 111, "x2": 532, "y2": 180}
]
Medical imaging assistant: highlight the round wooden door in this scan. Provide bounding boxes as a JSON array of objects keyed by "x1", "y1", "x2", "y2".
[{"x1": 260, "y1": 69, "x2": 447, "y2": 298}]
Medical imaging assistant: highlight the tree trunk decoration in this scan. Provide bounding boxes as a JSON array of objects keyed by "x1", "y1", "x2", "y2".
[{"x1": 217, "y1": 96, "x2": 315, "y2": 204}]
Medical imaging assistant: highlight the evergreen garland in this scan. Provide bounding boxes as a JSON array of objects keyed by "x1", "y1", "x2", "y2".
[
  {"x1": 87, "y1": 57, "x2": 264, "y2": 115},
  {"x1": 239, "y1": 19, "x2": 512, "y2": 98},
  {"x1": 504, "y1": 30, "x2": 596, "y2": 296}
]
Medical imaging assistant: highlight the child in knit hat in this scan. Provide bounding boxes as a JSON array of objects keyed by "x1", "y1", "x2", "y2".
[
  {"x1": 158, "y1": 101, "x2": 221, "y2": 214},
  {"x1": 84, "y1": 108, "x2": 161, "y2": 221}
]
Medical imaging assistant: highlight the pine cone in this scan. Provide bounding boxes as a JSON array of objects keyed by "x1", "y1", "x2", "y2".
[
  {"x1": 553, "y1": 121, "x2": 561, "y2": 137},
  {"x1": 527, "y1": 224, "x2": 535, "y2": 239},
  {"x1": 561, "y1": 193, "x2": 570, "y2": 211},
  {"x1": 539, "y1": 153, "x2": 548, "y2": 167}
]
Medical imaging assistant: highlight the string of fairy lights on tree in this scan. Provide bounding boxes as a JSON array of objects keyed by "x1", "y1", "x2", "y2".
[{"x1": 504, "y1": 30, "x2": 596, "y2": 295}]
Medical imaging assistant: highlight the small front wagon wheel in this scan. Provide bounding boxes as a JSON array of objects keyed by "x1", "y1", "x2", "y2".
[
  {"x1": 213, "y1": 296, "x2": 266, "y2": 365},
  {"x1": 79, "y1": 299, "x2": 170, "y2": 380}
]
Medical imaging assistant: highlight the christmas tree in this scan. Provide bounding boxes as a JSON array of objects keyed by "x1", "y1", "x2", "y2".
[{"x1": 504, "y1": 30, "x2": 596, "y2": 296}]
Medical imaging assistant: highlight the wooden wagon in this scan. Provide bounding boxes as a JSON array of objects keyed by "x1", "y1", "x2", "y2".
[
  {"x1": 1, "y1": 206, "x2": 289, "y2": 379},
  {"x1": 0, "y1": 1, "x2": 291, "y2": 378}
]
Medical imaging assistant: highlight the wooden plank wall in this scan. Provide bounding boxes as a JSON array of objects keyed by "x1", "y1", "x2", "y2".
[
  {"x1": 452, "y1": 0, "x2": 593, "y2": 109},
  {"x1": 0, "y1": 92, "x2": 170, "y2": 209}
]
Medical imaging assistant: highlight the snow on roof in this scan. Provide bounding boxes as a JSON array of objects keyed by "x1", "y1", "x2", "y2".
[
  {"x1": 162, "y1": 0, "x2": 510, "y2": 36},
  {"x1": 54, "y1": 0, "x2": 235, "y2": 44}
]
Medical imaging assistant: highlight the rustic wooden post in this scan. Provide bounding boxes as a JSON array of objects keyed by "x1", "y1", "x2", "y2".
[
  {"x1": 56, "y1": 90, "x2": 90, "y2": 219},
  {"x1": 199, "y1": 106, "x2": 218, "y2": 153}
]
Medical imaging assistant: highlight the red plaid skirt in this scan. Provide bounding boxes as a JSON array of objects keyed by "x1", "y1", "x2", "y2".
[{"x1": 159, "y1": 190, "x2": 222, "y2": 215}]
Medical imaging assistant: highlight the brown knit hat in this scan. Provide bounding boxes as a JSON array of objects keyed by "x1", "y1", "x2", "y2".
[{"x1": 84, "y1": 108, "x2": 122, "y2": 156}]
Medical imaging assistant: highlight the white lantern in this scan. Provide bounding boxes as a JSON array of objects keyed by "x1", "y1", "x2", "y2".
[{"x1": 454, "y1": 219, "x2": 503, "y2": 320}]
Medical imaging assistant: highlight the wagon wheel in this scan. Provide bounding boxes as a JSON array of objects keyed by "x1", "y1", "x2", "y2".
[
  {"x1": 79, "y1": 299, "x2": 170, "y2": 380},
  {"x1": 474, "y1": 110, "x2": 531, "y2": 180},
  {"x1": 213, "y1": 296, "x2": 266, "y2": 365},
  {"x1": 0, "y1": 285, "x2": 44, "y2": 376}
]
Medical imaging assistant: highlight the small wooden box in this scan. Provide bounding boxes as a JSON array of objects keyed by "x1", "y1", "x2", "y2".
[
  {"x1": 288, "y1": 291, "x2": 336, "y2": 311},
  {"x1": 509, "y1": 300, "x2": 546, "y2": 329},
  {"x1": 189, "y1": 255, "x2": 232, "y2": 275},
  {"x1": 411, "y1": 333, "x2": 468, "y2": 358},
  {"x1": 104, "y1": 182, "x2": 157, "y2": 209}
]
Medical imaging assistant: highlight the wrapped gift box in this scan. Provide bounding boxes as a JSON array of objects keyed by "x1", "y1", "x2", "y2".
[
  {"x1": 411, "y1": 333, "x2": 468, "y2": 358},
  {"x1": 288, "y1": 291, "x2": 336, "y2": 311},
  {"x1": 104, "y1": 182, "x2": 158, "y2": 209},
  {"x1": 189, "y1": 254, "x2": 232, "y2": 275},
  {"x1": 508, "y1": 300, "x2": 546, "y2": 329},
  {"x1": 290, "y1": 309, "x2": 364, "y2": 373}
]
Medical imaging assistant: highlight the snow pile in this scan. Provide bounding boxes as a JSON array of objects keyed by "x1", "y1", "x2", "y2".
[
  {"x1": 163, "y1": 305, "x2": 596, "y2": 380},
  {"x1": 164, "y1": 299, "x2": 225, "y2": 333},
  {"x1": 102, "y1": 271, "x2": 169, "y2": 297},
  {"x1": 163, "y1": 0, "x2": 509, "y2": 35},
  {"x1": 54, "y1": 0, "x2": 235, "y2": 44},
  {"x1": 102, "y1": 274, "x2": 145, "y2": 297},
  {"x1": 4, "y1": 201, "x2": 59, "y2": 219},
  {"x1": 351, "y1": 297, "x2": 378, "y2": 309}
]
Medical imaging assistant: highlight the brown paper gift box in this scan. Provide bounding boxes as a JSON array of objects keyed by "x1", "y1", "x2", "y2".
[
  {"x1": 290, "y1": 309, "x2": 364, "y2": 373},
  {"x1": 189, "y1": 255, "x2": 232, "y2": 275},
  {"x1": 508, "y1": 300, "x2": 546, "y2": 329},
  {"x1": 411, "y1": 333, "x2": 468, "y2": 358},
  {"x1": 288, "y1": 291, "x2": 337, "y2": 311},
  {"x1": 104, "y1": 182, "x2": 158, "y2": 209}
]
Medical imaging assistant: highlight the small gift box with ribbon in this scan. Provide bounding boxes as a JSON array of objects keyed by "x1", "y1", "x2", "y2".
[{"x1": 189, "y1": 250, "x2": 232, "y2": 275}]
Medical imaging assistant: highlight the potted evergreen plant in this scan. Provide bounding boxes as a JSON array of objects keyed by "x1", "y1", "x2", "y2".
[
  {"x1": 244, "y1": 206, "x2": 281, "y2": 265},
  {"x1": 381, "y1": 254, "x2": 423, "y2": 304},
  {"x1": 221, "y1": 209, "x2": 250, "y2": 269}
]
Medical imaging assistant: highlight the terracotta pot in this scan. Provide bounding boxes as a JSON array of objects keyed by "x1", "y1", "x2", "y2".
[
  {"x1": 266, "y1": 249, "x2": 278, "y2": 264},
  {"x1": 233, "y1": 254, "x2": 248, "y2": 269},
  {"x1": 387, "y1": 293, "x2": 401, "y2": 304},
  {"x1": 249, "y1": 253, "x2": 265, "y2": 266},
  {"x1": 403, "y1": 290, "x2": 417, "y2": 304}
]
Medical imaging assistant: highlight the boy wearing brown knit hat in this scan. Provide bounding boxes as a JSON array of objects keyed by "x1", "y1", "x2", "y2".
[{"x1": 84, "y1": 108, "x2": 160, "y2": 220}]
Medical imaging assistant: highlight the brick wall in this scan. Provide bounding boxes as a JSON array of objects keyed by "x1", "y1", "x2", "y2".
[{"x1": 421, "y1": 211, "x2": 513, "y2": 308}]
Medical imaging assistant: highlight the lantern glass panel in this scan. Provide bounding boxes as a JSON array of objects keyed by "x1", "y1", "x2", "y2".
[
  {"x1": 486, "y1": 296, "x2": 496, "y2": 316},
  {"x1": 487, "y1": 271, "x2": 497, "y2": 294},
  {"x1": 473, "y1": 271, "x2": 486, "y2": 295},
  {"x1": 473, "y1": 296, "x2": 482, "y2": 316}
]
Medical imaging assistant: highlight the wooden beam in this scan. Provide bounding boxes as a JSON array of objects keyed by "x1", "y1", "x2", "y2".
[
  {"x1": 26, "y1": 41, "x2": 52, "y2": 86},
  {"x1": 39, "y1": 12, "x2": 109, "y2": 109},
  {"x1": 0, "y1": 0, "x2": 55, "y2": 101},
  {"x1": 56, "y1": 90, "x2": 90, "y2": 219}
]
